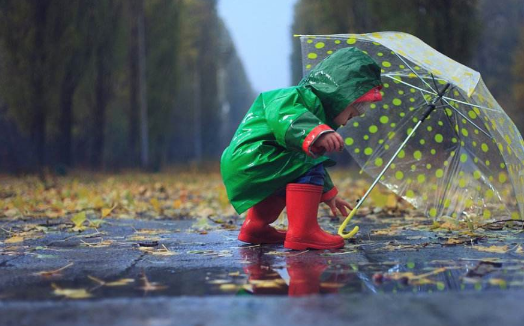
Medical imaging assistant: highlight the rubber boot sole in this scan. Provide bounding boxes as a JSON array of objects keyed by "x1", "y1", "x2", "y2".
[
  {"x1": 284, "y1": 239, "x2": 345, "y2": 250},
  {"x1": 238, "y1": 231, "x2": 286, "y2": 244}
]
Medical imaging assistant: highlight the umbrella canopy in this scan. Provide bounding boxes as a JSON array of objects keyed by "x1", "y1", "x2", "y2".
[{"x1": 298, "y1": 32, "x2": 524, "y2": 223}]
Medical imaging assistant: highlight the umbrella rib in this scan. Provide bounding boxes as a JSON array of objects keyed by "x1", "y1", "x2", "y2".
[
  {"x1": 440, "y1": 99, "x2": 493, "y2": 140},
  {"x1": 441, "y1": 96, "x2": 498, "y2": 112},
  {"x1": 393, "y1": 52, "x2": 437, "y2": 93},
  {"x1": 382, "y1": 75, "x2": 437, "y2": 96}
]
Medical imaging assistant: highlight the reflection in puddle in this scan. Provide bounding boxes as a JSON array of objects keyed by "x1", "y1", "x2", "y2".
[
  {"x1": 2, "y1": 246, "x2": 524, "y2": 300},
  {"x1": 220, "y1": 247, "x2": 524, "y2": 296}
]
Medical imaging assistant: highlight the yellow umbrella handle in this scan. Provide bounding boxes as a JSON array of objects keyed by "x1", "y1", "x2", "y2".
[{"x1": 338, "y1": 207, "x2": 359, "y2": 239}]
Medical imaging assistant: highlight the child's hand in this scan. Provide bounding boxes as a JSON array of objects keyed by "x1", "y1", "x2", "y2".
[
  {"x1": 324, "y1": 196, "x2": 353, "y2": 217},
  {"x1": 313, "y1": 132, "x2": 344, "y2": 154}
]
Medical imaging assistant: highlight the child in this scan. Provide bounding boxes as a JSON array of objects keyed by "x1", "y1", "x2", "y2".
[{"x1": 221, "y1": 47, "x2": 382, "y2": 250}]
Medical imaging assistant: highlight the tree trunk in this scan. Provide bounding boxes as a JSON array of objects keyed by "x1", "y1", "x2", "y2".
[
  {"x1": 32, "y1": 0, "x2": 50, "y2": 176},
  {"x1": 92, "y1": 47, "x2": 107, "y2": 170},
  {"x1": 128, "y1": 0, "x2": 140, "y2": 167}
]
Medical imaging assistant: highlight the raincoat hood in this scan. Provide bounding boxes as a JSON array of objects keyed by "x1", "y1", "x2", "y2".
[{"x1": 298, "y1": 47, "x2": 382, "y2": 120}]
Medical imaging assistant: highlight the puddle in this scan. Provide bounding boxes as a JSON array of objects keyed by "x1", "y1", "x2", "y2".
[{"x1": 1, "y1": 246, "x2": 524, "y2": 300}]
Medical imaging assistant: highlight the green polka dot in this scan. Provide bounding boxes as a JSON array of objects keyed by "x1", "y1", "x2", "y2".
[
  {"x1": 459, "y1": 179, "x2": 466, "y2": 187},
  {"x1": 420, "y1": 139, "x2": 426, "y2": 145},
  {"x1": 461, "y1": 129, "x2": 469, "y2": 137},
  {"x1": 481, "y1": 143, "x2": 489, "y2": 152},
  {"x1": 460, "y1": 153, "x2": 468, "y2": 163},
  {"x1": 413, "y1": 150, "x2": 422, "y2": 160},
  {"x1": 354, "y1": 148, "x2": 360, "y2": 154},
  {"x1": 363, "y1": 135, "x2": 369, "y2": 140},
  {"x1": 392, "y1": 98, "x2": 402, "y2": 106},
  {"x1": 306, "y1": 64, "x2": 312, "y2": 69},
  {"x1": 375, "y1": 158, "x2": 383, "y2": 167},
  {"x1": 485, "y1": 189, "x2": 494, "y2": 199},
  {"x1": 327, "y1": 50, "x2": 333, "y2": 54},
  {"x1": 347, "y1": 38, "x2": 357, "y2": 44},
  {"x1": 382, "y1": 61, "x2": 391, "y2": 68},
  {"x1": 364, "y1": 147, "x2": 373, "y2": 155},
  {"x1": 315, "y1": 42, "x2": 325, "y2": 49},
  {"x1": 499, "y1": 173, "x2": 507, "y2": 183},
  {"x1": 435, "y1": 169, "x2": 444, "y2": 178},
  {"x1": 369, "y1": 125, "x2": 378, "y2": 134},
  {"x1": 353, "y1": 121, "x2": 359, "y2": 127},
  {"x1": 435, "y1": 134, "x2": 443, "y2": 143},
  {"x1": 417, "y1": 174, "x2": 426, "y2": 183},
  {"x1": 468, "y1": 111, "x2": 477, "y2": 119},
  {"x1": 345, "y1": 137, "x2": 354, "y2": 146},
  {"x1": 430, "y1": 149, "x2": 436, "y2": 155},
  {"x1": 395, "y1": 171, "x2": 404, "y2": 180},
  {"x1": 398, "y1": 150, "x2": 405, "y2": 159},
  {"x1": 483, "y1": 210, "x2": 491, "y2": 219},
  {"x1": 473, "y1": 170, "x2": 481, "y2": 179},
  {"x1": 426, "y1": 163, "x2": 432, "y2": 170},
  {"x1": 307, "y1": 53, "x2": 318, "y2": 59},
  {"x1": 429, "y1": 208, "x2": 437, "y2": 217},
  {"x1": 380, "y1": 116, "x2": 389, "y2": 124},
  {"x1": 406, "y1": 190, "x2": 415, "y2": 198}
]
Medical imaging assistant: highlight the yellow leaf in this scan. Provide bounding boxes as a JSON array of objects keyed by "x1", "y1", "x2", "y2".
[
  {"x1": 106, "y1": 278, "x2": 135, "y2": 287},
  {"x1": 52, "y1": 283, "x2": 92, "y2": 299},
  {"x1": 5, "y1": 236, "x2": 24, "y2": 244},
  {"x1": 150, "y1": 198, "x2": 162, "y2": 213},
  {"x1": 173, "y1": 199, "x2": 182, "y2": 209},
  {"x1": 71, "y1": 211, "x2": 86, "y2": 230},
  {"x1": 101, "y1": 204, "x2": 117, "y2": 218},
  {"x1": 472, "y1": 245, "x2": 509, "y2": 254}
]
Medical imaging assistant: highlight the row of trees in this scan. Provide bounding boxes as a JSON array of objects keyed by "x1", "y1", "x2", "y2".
[
  {"x1": 0, "y1": 0, "x2": 255, "y2": 174},
  {"x1": 291, "y1": 0, "x2": 524, "y2": 133}
]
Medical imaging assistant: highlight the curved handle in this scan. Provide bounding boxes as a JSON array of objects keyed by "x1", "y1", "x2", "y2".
[{"x1": 338, "y1": 207, "x2": 359, "y2": 239}]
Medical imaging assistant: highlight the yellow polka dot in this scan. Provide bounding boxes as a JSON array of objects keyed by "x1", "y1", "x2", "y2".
[
  {"x1": 481, "y1": 143, "x2": 489, "y2": 152},
  {"x1": 395, "y1": 171, "x2": 404, "y2": 180},
  {"x1": 413, "y1": 151, "x2": 422, "y2": 160},
  {"x1": 307, "y1": 53, "x2": 318, "y2": 59},
  {"x1": 483, "y1": 210, "x2": 491, "y2": 219},
  {"x1": 364, "y1": 147, "x2": 373, "y2": 155},
  {"x1": 315, "y1": 42, "x2": 325, "y2": 49},
  {"x1": 345, "y1": 137, "x2": 354, "y2": 146},
  {"x1": 353, "y1": 121, "x2": 359, "y2": 127},
  {"x1": 346, "y1": 38, "x2": 357, "y2": 44},
  {"x1": 429, "y1": 208, "x2": 437, "y2": 217},
  {"x1": 380, "y1": 116, "x2": 389, "y2": 124},
  {"x1": 393, "y1": 98, "x2": 402, "y2": 106},
  {"x1": 375, "y1": 158, "x2": 383, "y2": 167},
  {"x1": 460, "y1": 153, "x2": 468, "y2": 163},
  {"x1": 406, "y1": 190, "x2": 415, "y2": 198},
  {"x1": 335, "y1": 40, "x2": 341, "y2": 44},
  {"x1": 369, "y1": 125, "x2": 378, "y2": 134},
  {"x1": 435, "y1": 169, "x2": 444, "y2": 178},
  {"x1": 417, "y1": 174, "x2": 426, "y2": 183},
  {"x1": 398, "y1": 150, "x2": 405, "y2": 159},
  {"x1": 435, "y1": 134, "x2": 443, "y2": 143},
  {"x1": 459, "y1": 179, "x2": 466, "y2": 187},
  {"x1": 473, "y1": 170, "x2": 481, "y2": 179},
  {"x1": 485, "y1": 189, "x2": 494, "y2": 199},
  {"x1": 382, "y1": 61, "x2": 391, "y2": 68},
  {"x1": 461, "y1": 129, "x2": 469, "y2": 137},
  {"x1": 499, "y1": 173, "x2": 507, "y2": 183}
]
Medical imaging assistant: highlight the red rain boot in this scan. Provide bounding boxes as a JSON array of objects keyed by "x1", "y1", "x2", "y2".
[
  {"x1": 286, "y1": 255, "x2": 328, "y2": 296},
  {"x1": 238, "y1": 194, "x2": 286, "y2": 244},
  {"x1": 284, "y1": 183, "x2": 345, "y2": 250}
]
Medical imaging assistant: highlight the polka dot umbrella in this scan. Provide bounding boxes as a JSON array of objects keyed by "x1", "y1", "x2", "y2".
[{"x1": 297, "y1": 32, "x2": 524, "y2": 238}]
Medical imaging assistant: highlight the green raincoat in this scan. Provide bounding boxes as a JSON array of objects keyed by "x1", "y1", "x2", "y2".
[{"x1": 221, "y1": 47, "x2": 382, "y2": 214}]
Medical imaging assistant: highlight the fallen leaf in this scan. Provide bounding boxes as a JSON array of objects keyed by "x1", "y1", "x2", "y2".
[
  {"x1": 5, "y1": 236, "x2": 24, "y2": 244},
  {"x1": 52, "y1": 283, "x2": 92, "y2": 299},
  {"x1": 34, "y1": 262, "x2": 74, "y2": 277},
  {"x1": 472, "y1": 245, "x2": 509, "y2": 254},
  {"x1": 71, "y1": 211, "x2": 86, "y2": 231}
]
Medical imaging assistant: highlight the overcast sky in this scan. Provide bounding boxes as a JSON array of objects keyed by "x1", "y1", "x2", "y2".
[{"x1": 217, "y1": 0, "x2": 298, "y2": 94}]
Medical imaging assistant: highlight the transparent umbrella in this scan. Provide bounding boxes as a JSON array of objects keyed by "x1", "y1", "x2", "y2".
[{"x1": 297, "y1": 32, "x2": 524, "y2": 238}]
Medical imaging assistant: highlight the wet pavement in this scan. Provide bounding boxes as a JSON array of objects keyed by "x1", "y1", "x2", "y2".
[{"x1": 1, "y1": 214, "x2": 524, "y2": 325}]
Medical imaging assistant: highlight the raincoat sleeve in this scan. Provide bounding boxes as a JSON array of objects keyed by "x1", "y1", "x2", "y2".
[
  {"x1": 265, "y1": 92, "x2": 334, "y2": 157},
  {"x1": 321, "y1": 170, "x2": 338, "y2": 202}
]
